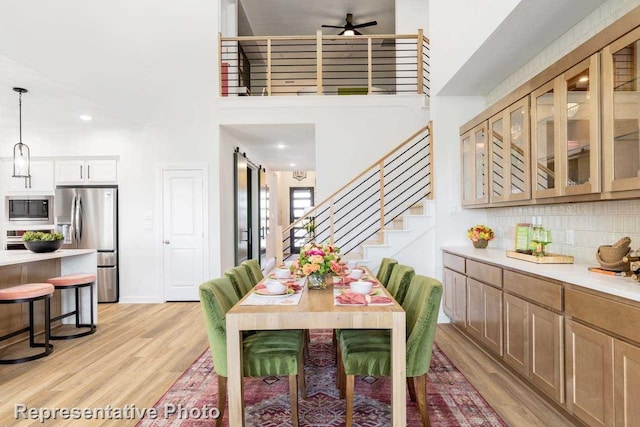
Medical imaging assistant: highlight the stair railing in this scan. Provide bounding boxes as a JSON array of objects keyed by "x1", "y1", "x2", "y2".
[{"x1": 279, "y1": 122, "x2": 433, "y2": 264}]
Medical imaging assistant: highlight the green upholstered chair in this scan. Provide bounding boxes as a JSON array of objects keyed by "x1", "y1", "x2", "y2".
[
  {"x1": 385, "y1": 264, "x2": 415, "y2": 305},
  {"x1": 224, "y1": 266, "x2": 254, "y2": 298},
  {"x1": 337, "y1": 275, "x2": 443, "y2": 427},
  {"x1": 199, "y1": 277, "x2": 306, "y2": 427},
  {"x1": 241, "y1": 259, "x2": 264, "y2": 286},
  {"x1": 376, "y1": 257, "x2": 398, "y2": 286}
]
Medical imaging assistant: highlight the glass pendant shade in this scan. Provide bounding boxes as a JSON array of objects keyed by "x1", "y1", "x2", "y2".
[
  {"x1": 11, "y1": 87, "x2": 31, "y2": 178},
  {"x1": 13, "y1": 142, "x2": 30, "y2": 178}
]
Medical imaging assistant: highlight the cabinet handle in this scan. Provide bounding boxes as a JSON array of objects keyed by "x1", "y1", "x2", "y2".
[
  {"x1": 80, "y1": 165, "x2": 83, "y2": 179},
  {"x1": 88, "y1": 165, "x2": 90, "y2": 180}
]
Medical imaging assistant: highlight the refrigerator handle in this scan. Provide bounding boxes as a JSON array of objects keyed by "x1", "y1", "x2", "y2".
[
  {"x1": 71, "y1": 194, "x2": 78, "y2": 243},
  {"x1": 77, "y1": 194, "x2": 84, "y2": 241}
]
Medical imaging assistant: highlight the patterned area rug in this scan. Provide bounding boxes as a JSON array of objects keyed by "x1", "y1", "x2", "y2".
[{"x1": 138, "y1": 331, "x2": 507, "y2": 426}]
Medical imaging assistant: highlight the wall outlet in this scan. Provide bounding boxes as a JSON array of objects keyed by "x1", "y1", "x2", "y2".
[
  {"x1": 143, "y1": 221, "x2": 153, "y2": 230},
  {"x1": 566, "y1": 229, "x2": 574, "y2": 245}
]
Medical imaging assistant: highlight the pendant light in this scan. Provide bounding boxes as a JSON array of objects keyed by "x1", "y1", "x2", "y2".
[{"x1": 12, "y1": 87, "x2": 31, "y2": 178}]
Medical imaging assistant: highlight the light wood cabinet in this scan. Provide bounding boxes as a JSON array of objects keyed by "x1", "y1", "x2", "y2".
[
  {"x1": 461, "y1": 122, "x2": 489, "y2": 206},
  {"x1": 443, "y1": 267, "x2": 467, "y2": 328},
  {"x1": 565, "y1": 319, "x2": 614, "y2": 427},
  {"x1": 530, "y1": 303, "x2": 564, "y2": 403},
  {"x1": 531, "y1": 53, "x2": 601, "y2": 199},
  {"x1": 503, "y1": 293, "x2": 529, "y2": 376},
  {"x1": 1, "y1": 160, "x2": 54, "y2": 193},
  {"x1": 489, "y1": 97, "x2": 531, "y2": 203},
  {"x1": 602, "y1": 26, "x2": 640, "y2": 193},
  {"x1": 483, "y1": 284, "x2": 503, "y2": 356},
  {"x1": 466, "y1": 278, "x2": 484, "y2": 340},
  {"x1": 614, "y1": 339, "x2": 640, "y2": 427},
  {"x1": 55, "y1": 159, "x2": 117, "y2": 185}
]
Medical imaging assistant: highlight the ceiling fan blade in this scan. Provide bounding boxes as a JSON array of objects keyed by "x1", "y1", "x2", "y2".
[
  {"x1": 353, "y1": 20, "x2": 378, "y2": 29},
  {"x1": 354, "y1": 30, "x2": 362, "y2": 35},
  {"x1": 322, "y1": 25, "x2": 344, "y2": 29},
  {"x1": 338, "y1": 29, "x2": 345, "y2": 35}
]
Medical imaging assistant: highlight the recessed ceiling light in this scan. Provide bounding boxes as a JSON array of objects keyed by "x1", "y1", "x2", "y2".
[
  {"x1": 289, "y1": 163, "x2": 296, "y2": 167},
  {"x1": 79, "y1": 114, "x2": 93, "y2": 122},
  {"x1": 277, "y1": 143, "x2": 285, "y2": 149}
]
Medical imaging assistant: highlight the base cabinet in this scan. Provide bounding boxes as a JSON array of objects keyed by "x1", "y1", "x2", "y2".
[
  {"x1": 614, "y1": 340, "x2": 640, "y2": 427},
  {"x1": 565, "y1": 319, "x2": 614, "y2": 427},
  {"x1": 483, "y1": 284, "x2": 503, "y2": 356},
  {"x1": 466, "y1": 278, "x2": 484, "y2": 340},
  {"x1": 443, "y1": 267, "x2": 467, "y2": 328},
  {"x1": 530, "y1": 304, "x2": 564, "y2": 403},
  {"x1": 504, "y1": 293, "x2": 529, "y2": 376}
]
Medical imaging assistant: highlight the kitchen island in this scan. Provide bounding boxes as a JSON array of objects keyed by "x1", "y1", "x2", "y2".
[{"x1": 0, "y1": 249, "x2": 97, "y2": 350}]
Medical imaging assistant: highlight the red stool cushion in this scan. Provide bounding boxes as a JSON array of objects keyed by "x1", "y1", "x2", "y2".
[
  {"x1": 47, "y1": 273, "x2": 96, "y2": 287},
  {"x1": 0, "y1": 283, "x2": 54, "y2": 300}
]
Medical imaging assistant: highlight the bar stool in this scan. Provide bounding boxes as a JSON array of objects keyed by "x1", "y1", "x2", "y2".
[
  {"x1": 47, "y1": 273, "x2": 96, "y2": 340},
  {"x1": 0, "y1": 283, "x2": 55, "y2": 364}
]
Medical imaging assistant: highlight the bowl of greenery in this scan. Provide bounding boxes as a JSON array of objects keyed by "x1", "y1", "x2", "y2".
[{"x1": 21, "y1": 231, "x2": 64, "y2": 253}]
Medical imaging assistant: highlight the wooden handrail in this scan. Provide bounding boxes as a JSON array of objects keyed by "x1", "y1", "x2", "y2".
[
  {"x1": 491, "y1": 129, "x2": 554, "y2": 178},
  {"x1": 220, "y1": 33, "x2": 423, "y2": 42},
  {"x1": 282, "y1": 124, "x2": 431, "y2": 235}
]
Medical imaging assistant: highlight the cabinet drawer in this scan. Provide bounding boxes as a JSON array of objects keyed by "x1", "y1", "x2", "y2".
[
  {"x1": 443, "y1": 252, "x2": 465, "y2": 273},
  {"x1": 467, "y1": 259, "x2": 502, "y2": 288},
  {"x1": 566, "y1": 288, "x2": 640, "y2": 345},
  {"x1": 504, "y1": 270, "x2": 562, "y2": 311}
]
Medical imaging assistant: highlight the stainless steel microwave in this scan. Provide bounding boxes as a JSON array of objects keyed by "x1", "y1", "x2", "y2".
[{"x1": 6, "y1": 196, "x2": 54, "y2": 225}]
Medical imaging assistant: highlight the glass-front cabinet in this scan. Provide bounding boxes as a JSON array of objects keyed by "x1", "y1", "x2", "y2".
[
  {"x1": 461, "y1": 122, "x2": 489, "y2": 206},
  {"x1": 489, "y1": 97, "x2": 530, "y2": 203},
  {"x1": 603, "y1": 27, "x2": 640, "y2": 192},
  {"x1": 531, "y1": 53, "x2": 600, "y2": 199}
]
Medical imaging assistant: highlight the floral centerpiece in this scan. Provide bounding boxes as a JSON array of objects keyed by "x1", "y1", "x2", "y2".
[
  {"x1": 290, "y1": 241, "x2": 342, "y2": 289},
  {"x1": 467, "y1": 225, "x2": 494, "y2": 248}
]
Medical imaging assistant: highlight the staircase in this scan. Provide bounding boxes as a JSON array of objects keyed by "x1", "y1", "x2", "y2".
[
  {"x1": 279, "y1": 123, "x2": 434, "y2": 268},
  {"x1": 341, "y1": 198, "x2": 436, "y2": 272}
]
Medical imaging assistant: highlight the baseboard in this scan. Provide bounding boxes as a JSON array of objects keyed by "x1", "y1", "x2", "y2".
[{"x1": 117, "y1": 297, "x2": 165, "y2": 304}]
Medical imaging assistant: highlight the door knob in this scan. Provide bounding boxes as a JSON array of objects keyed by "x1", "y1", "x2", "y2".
[{"x1": 163, "y1": 240, "x2": 170, "y2": 244}]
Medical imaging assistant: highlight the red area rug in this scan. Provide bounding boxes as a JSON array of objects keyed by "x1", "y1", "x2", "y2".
[{"x1": 138, "y1": 331, "x2": 507, "y2": 426}]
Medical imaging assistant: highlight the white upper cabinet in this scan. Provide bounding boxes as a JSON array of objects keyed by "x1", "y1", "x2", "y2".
[
  {"x1": 55, "y1": 160, "x2": 117, "y2": 185},
  {"x1": 1, "y1": 160, "x2": 55, "y2": 194}
]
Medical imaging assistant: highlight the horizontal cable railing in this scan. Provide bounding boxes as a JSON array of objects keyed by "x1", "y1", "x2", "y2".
[
  {"x1": 220, "y1": 30, "x2": 430, "y2": 98},
  {"x1": 278, "y1": 122, "x2": 433, "y2": 263}
]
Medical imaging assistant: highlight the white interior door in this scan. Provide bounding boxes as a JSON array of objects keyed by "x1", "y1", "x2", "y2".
[{"x1": 162, "y1": 169, "x2": 204, "y2": 301}]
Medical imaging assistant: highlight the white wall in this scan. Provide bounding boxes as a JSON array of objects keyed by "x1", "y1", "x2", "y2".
[{"x1": 429, "y1": 0, "x2": 520, "y2": 95}]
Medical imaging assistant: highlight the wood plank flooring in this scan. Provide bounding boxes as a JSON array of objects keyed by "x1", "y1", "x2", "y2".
[{"x1": 0, "y1": 303, "x2": 577, "y2": 426}]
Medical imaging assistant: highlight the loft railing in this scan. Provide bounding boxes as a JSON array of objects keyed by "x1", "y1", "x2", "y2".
[
  {"x1": 220, "y1": 30, "x2": 430, "y2": 98},
  {"x1": 278, "y1": 122, "x2": 433, "y2": 264}
]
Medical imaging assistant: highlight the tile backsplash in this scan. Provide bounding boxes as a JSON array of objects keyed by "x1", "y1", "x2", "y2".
[{"x1": 488, "y1": 200, "x2": 640, "y2": 263}]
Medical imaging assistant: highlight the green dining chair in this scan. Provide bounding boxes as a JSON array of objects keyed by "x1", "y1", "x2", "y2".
[
  {"x1": 385, "y1": 264, "x2": 415, "y2": 305},
  {"x1": 241, "y1": 259, "x2": 264, "y2": 286},
  {"x1": 376, "y1": 257, "x2": 398, "y2": 286},
  {"x1": 199, "y1": 277, "x2": 306, "y2": 427},
  {"x1": 224, "y1": 266, "x2": 254, "y2": 298},
  {"x1": 337, "y1": 275, "x2": 443, "y2": 427}
]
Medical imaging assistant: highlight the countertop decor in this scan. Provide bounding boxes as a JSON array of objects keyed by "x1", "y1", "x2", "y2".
[{"x1": 467, "y1": 225, "x2": 494, "y2": 249}]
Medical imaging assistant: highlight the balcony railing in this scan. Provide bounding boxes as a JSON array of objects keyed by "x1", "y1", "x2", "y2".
[{"x1": 220, "y1": 30, "x2": 430, "y2": 98}]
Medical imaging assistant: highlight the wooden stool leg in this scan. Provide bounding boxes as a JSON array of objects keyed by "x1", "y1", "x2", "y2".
[
  {"x1": 346, "y1": 374, "x2": 355, "y2": 427},
  {"x1": 416, "y1": 374, "x2": 430, "y2": 427},
  {"x1": 216, "y1": 375, "x2": 227, "y2": 427},
  {"x1": 407, "y1": 376, "x2": 417, "y2": 402},
  {"x1": 289, "y1": 375, "x2": 299, "y2": 427}
]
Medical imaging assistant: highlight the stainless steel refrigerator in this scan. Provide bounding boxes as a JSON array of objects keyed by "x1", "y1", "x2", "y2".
[{"x1": 55, "y1": 186, "x2": 119, "y2": 302}]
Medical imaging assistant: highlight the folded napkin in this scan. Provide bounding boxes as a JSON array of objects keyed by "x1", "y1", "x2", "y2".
[
  {"x1": 369, "y1": 295, "x2": 393, "y2": 305},
  {"x1": 335, "y1": 293, "x2": 367, "y2": 305}
]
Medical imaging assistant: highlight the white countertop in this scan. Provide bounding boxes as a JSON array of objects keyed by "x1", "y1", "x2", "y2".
[
  {"x1": 441, "y1": 246, "x2": 640, "y2": 303},
  {"x1": 0, "y1": 249, "x2": 96, "y2": 267}
]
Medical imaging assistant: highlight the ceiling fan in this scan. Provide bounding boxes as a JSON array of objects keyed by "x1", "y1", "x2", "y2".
[{"x1": 321, "y1": 13, "x2": 378, "y2": 36}]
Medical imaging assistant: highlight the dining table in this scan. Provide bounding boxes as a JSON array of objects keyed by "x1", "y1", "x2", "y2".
[{"x1": 225, "y1": 268, "x2": 406, "y2": 426}]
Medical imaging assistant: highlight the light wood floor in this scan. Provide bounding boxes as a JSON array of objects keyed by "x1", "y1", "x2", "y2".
[{"x1": 0, "y1": 304, "x2": 577, "y2": 426}]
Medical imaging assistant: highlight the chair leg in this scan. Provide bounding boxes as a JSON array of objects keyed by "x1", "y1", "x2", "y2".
[
  {"x1": 289, "y1": 375, "x2": 299, "y2": 427},
  {"x1": 416, "y1": 374, "x2": 430, "y2": 427},
  {"x1": 299, "y1": 352, "x2": 307, "y2": 399},
  {"x1": 345, "y1": 374, "x2": 355, "y2": 427},
  {"x1": 337, "y1": 345, "x2": 346, "y2": 398},
  {"x1": 217, "y1": 375, "x2": 227, "y2": 427},
  {"x1": 303, "y1": 329, "x2": 310, "y2": 359},
  {"x1": 332, "y1": 329, "x2": 337, "y2": 364},
  {"x1": 407, "y1": 376, "x2": 417, "y2": 402}
]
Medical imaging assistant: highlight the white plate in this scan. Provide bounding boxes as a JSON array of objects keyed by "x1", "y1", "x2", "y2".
[{"x1": 254, "y1": 288, "x2": 295, "y2": 298}]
